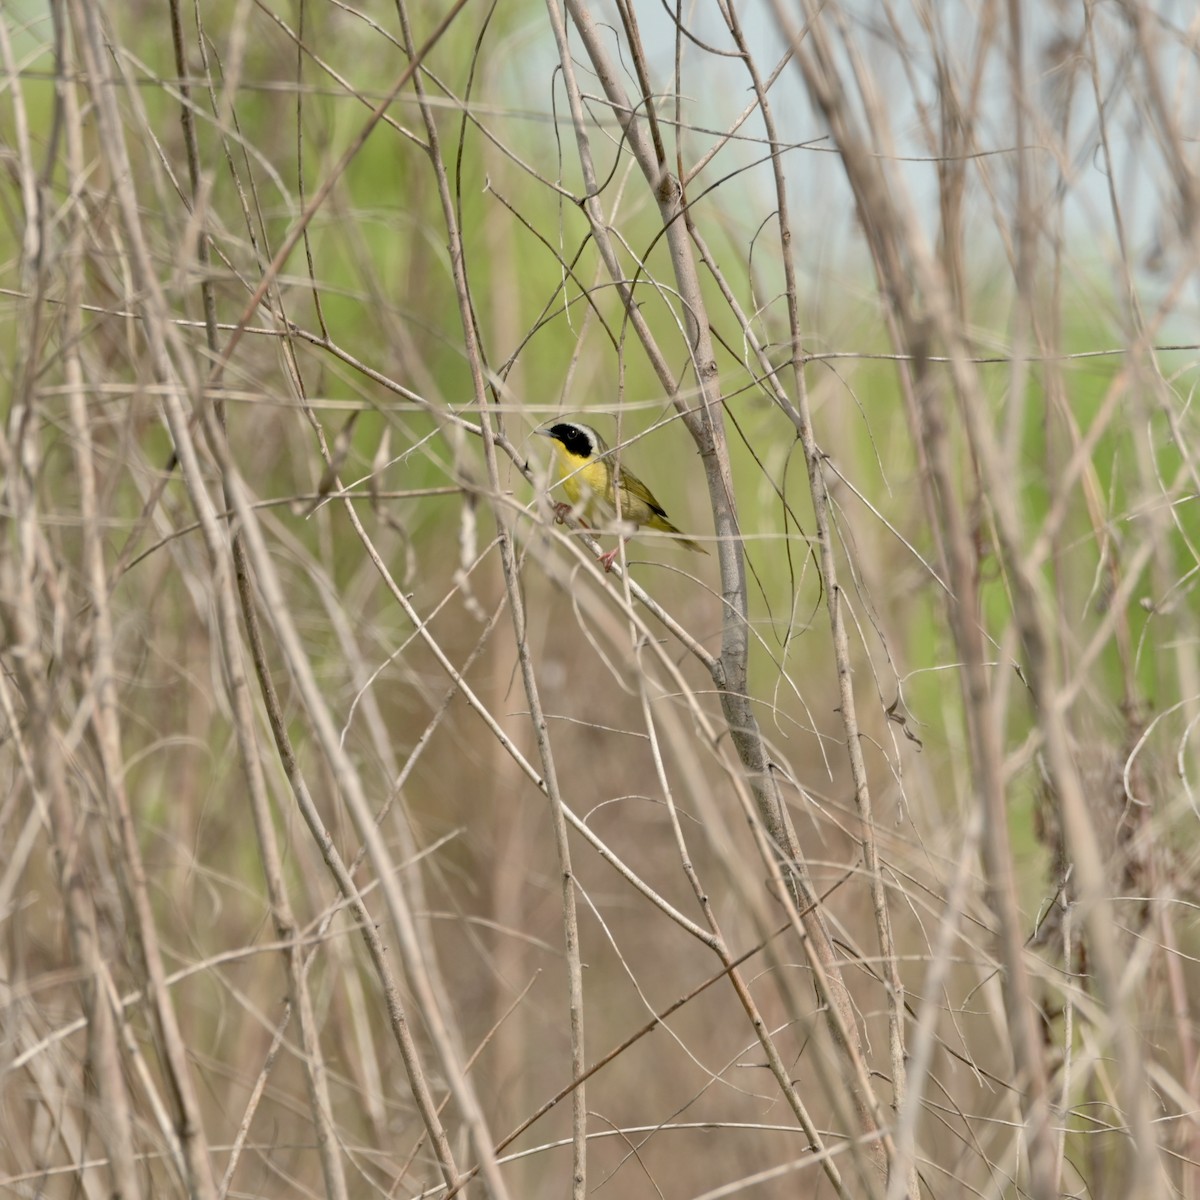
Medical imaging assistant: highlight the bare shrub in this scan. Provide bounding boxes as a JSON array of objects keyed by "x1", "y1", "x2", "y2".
[{"x1": 2, "y1": 1, "x2": 1197, "y2": 1197}]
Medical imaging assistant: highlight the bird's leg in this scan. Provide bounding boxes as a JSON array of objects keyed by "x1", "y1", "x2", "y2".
[
  {"x1": 552, "y1": 502, "x2": 595, "y2": 531},
  {"x1": 598, "y1": 538, "x2": 628, "y2": 573}
]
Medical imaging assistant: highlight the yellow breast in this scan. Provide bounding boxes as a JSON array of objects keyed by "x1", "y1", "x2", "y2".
[{"x1": 550, "y1": 445, "x2": 614, "y2": 521}]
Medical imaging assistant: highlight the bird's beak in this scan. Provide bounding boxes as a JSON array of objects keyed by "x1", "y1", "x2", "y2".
[{"x1": 534, "y1": 426, "x2": 553, "y2": 437}]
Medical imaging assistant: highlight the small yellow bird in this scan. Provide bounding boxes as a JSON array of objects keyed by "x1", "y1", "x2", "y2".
[{"x1": 537, "y1": 421, "x2": 708, "y2": 571}]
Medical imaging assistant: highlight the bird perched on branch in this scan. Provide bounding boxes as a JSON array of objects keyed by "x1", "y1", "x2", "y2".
[{"x1": 537, "y1": 421, "x2": 708, "y2": 571}]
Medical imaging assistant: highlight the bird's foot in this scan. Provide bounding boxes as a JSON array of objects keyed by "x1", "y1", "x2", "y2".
[
  {"x1": 552, "y1": 502, "x2": 573, "y2": 525},
  {"x1": 598, "y1": 546, "x2": 619, "y2": 572}
]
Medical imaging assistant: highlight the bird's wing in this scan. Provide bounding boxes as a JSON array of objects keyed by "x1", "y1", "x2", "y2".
[{"x1": 615, "y1": 465, "x2": 669, "y2": 520}]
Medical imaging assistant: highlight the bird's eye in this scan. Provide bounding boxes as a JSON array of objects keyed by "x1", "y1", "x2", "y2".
[{"x1": 562, "y1": 427, "x2": 592, "y2": 457}]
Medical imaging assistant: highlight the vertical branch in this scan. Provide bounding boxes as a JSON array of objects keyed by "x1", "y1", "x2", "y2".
[
  {"x1": 164, "y1": 1, "x2": 350, "y2": 1195},
  {"x1": 1, "y1": 361, "x2": 145, "y2": 1199},
  {"x1": 772, "y1": 2, "x2": 1173, "y2": 1196},
  {"x1": 390, "y1": 0, "x2": 585, "y2": 1190},
  {"x1": 66, "y1": 4, "x2": 220, "y2": 1194},
  {"x1": 53, "y1": 38, "x2": 149, "y2": 1200},
  {"x1": 552, "y1": 0, "x2": 892, "y2": 1180},
  {"x1": 764, "y1": 0, "x2": 1063, "y2": 1194},
  {"x1": 711, "y1": 6, "x2": 913, "y2": 1195}
]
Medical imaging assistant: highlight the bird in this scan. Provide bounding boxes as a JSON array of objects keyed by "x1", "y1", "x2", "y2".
[{"x1": 536, "y1": 420, "x2": 708, "y2": 571}]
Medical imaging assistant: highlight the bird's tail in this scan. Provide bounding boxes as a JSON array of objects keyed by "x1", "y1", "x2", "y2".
[{"x1": 659, "y1": 519, "x2": 709, "y2": 555}]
